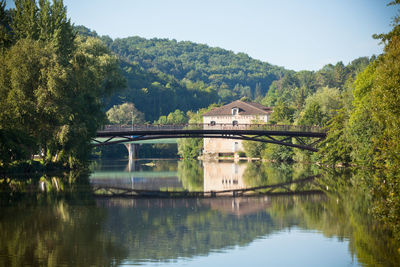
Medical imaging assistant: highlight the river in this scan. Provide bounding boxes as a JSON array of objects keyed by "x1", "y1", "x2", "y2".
[{"x1": 0, "y1": 159, "x2": 399, "y2": 266}]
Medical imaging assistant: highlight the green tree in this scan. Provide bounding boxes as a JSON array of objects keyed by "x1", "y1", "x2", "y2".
[
  {"x1": 0, "y1": 1, "x2": 125, "y2": 167},
  {"x1": 269, "y1": 100, "x2": 296, "y2": 124},
  {"x1": 318, "y1": 109, "x2": 352, "y2": 166},
  {"x1": 177, "y1": 137, "x2": 203, "y2": 159},
  {"x1": 242, "y1": 140, "x2": 265, "y2": 158},
  {"x1": 155, "y1": 109, "x2": 188, "y2": 124},
  {"x1": 0, "y1": 0, "x2": 12, "y2": 49},
  {"x1": 106, "y1": 103, "x2": 145, "y2": 125},
  {"x1": 262, "y1": 143, "x2": 294, "y2": 162},
  {"x1": 319, "y1": 1, "x2": 400, "y2": 237},
  {"x1": 297, "y1": 102, "x2": 324, "y2": 126}
]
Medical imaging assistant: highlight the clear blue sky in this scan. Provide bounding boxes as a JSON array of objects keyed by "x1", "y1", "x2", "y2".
[{"x1": 6, "y1": 0, "x2": 398, "y2": 71}]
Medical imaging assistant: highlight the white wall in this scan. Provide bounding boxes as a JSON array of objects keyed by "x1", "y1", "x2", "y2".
[{"x1": 203, "y1": 113, "x2": 269, "y2": 154}]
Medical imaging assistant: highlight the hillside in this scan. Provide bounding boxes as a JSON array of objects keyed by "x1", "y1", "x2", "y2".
[
  {"x1": 75, "y1": 26, "x2": 373, "y2": 124},
  {"x1": 75, "y1": 26, "x2": 288, "y2": 121},
  {"x1": 108, "y1": 36, "x2": 287, "y2": 99}
]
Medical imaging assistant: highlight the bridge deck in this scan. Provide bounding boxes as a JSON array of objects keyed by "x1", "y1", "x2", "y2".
[
  {"x1": 97, "y1": 124, "x2": 326, "y2": 136},
  {"x1": 94, "y1": 124, "x2": 326, "y2": 152}
]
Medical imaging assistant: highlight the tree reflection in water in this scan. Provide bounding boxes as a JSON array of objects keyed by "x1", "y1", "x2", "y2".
[{"x1": 0, "y1": 164, "x2": 399, "y2": 266}]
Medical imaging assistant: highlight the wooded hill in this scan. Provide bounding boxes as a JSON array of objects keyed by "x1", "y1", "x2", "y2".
[
  {"x1": 76, "y1": 26, "x2": 375, "y2": 124},
  {"x1": 75, "y1": 26, "x2": 287, "y2": 121}
]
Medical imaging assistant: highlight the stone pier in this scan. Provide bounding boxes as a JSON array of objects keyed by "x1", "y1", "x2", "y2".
[{"x1": 124, "y1": 143, "x2": 138, "y2": 161}]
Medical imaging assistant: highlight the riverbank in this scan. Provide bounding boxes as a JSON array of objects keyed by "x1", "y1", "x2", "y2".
[{"x1": 0, "y1": 160, "x2": 72, "y2": 176}]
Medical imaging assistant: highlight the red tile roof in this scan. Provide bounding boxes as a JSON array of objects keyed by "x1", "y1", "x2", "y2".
[{"x1": 202, "y1": 100, "x2": 273, "y2": 116}]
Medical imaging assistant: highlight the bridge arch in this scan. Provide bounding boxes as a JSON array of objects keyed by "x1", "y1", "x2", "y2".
[{"x1": 93, "y1": 124, "x2": 326, "y2": 160}]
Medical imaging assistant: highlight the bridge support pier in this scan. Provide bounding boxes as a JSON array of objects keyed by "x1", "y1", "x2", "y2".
[
  {"x1": 127, "y1": 157, "x2": 138, "y2": 172},
  {"x1": 124, "y1": 143, "x2": 138, "y2": 161}
]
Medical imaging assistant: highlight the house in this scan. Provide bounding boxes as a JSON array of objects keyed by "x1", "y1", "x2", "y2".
[{"x1": 202, "y1": 100, "x2": 273, "y2": 157}]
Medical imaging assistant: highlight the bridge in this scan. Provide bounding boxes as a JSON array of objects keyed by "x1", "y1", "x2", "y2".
[{"x1": 94, "y1": 124, "x2": 326, "y2": 159}]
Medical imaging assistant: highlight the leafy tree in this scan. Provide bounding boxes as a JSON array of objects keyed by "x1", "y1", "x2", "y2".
[
  {"x1": 106, "y1": 103, "x2": 145, "y2": 125},
  {"x1": 0, "y1": 0, "x2": 12, "y2": 49},
  {"x1": 0, "y1": 1, "x2": 125, "y2": 167},
  {"x1": 242, "y1": 140, "x2": 265, "y2": 158},
  {"x1": 269, "y1": 101, "x2": 296, "y2": 124},
  {"x1": 319, "y1": 0, "x2": 400, "y2": 236},
  {"x1": 155, "y1": 109, "x2": 188, "y2": 124},
  {"x1": 0, "y1": 128, "x2": 37, "y2": 164},
  {"x1": 177, "y1": 137, "x2": 203, "y2": 159},
  {"x1": 297, "y1": 102, "x2": 325, "y2": 126},
  {"x1": 318, "y1": 109, "x2": 352, "y2": 166},
  {"x1": 262, "y1": 143, "x2": 294, "y2": 162},
  {"x1": 347, "y1": 63, "x2": 379, "y2": 166}
]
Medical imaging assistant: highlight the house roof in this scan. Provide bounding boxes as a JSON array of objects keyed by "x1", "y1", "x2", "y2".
[{"x1": 202, "y1": 100, "x2": 273, "y2": 116}]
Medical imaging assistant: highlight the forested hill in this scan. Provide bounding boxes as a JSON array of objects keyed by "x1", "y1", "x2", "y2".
[
  {"x1": 75, "y1": 26, "x2": 373, "y2": 125},
  {"x1": 108, "y1": 36, "x2": 287, "y2": 98},
  {"x1": 75, "y1": 26, "x2": 288, "y2": 121}
]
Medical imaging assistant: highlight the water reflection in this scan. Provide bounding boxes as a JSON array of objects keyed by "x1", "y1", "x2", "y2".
[
  {"x1": 1, "y1": 190, "x2": 399, "y2": 266},
  {"x1": 203, "y1": 161, "x2": 246, "y2": 191},
  {"x1": 90, "y1": 159, "x2": 321, "y2": 196},
  {"x1": 1, "y1": 166, "x2": 400, "y2": 266}
]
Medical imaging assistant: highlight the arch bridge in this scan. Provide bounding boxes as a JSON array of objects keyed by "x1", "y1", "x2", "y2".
[{"x1": 94, "y1": 124, "x2": 326, "y2": 158}]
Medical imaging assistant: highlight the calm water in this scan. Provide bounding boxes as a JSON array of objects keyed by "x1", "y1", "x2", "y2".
[{"x1": 0, "y1": 159, "x2": 399, "y2": 267}]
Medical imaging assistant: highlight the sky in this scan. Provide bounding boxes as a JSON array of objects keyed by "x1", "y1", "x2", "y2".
[{"x1": 5, "y1": 0, "x2": 399, "y2": 71}]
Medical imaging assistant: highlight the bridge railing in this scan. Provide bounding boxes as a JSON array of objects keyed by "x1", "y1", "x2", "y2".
[{"x1": 99, "y1": 124, "x2": 325, "y2": 133}]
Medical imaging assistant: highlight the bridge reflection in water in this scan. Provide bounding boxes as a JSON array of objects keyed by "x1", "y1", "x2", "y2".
[{"x1": 90, "y1": 160, "x2": 322, "y2": 198}]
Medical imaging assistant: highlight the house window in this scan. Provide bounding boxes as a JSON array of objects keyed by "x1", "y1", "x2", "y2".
[
  {"x1": 232, "y1": 108, "x2": 239, "y2": 115},
  {"x1": 210, "y1": 121, "x2": 216, "y2": 126},
  {"x1": 232, "y1": 120, "x2": 238, "y2": 126}
]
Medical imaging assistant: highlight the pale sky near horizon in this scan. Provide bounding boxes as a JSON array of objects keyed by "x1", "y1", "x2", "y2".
[{"x1": 5, "y1": 0, "x2": 398, "y2": 71}]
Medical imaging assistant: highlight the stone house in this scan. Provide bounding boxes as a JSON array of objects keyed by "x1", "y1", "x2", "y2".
[{"x1": 202, "y1": 100, "x2": 273, "y2": 157}]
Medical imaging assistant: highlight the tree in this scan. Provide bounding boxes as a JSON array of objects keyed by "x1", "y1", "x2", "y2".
[
  {"x1": 154, "y1": 109, "x2": 188, "y2": 124},
  {"x1": 0, "y1": 0, "x2": 12, "y2": 49},
  {"x1": 107, "y1": 103, "x2": 145, "y2": 125},
  {"x1": 242, "y1": 140, "x2": 265, "y2": 158},
  {"x1": 177, "y1": 138, "x2": 202, "y2": 159},
  {"x1": 269, "y1": 101, "x2": 296, "y2": 124},
  {"x1": 318, "y1": 109, "x2": 352, "y2": 166},
  {"x1": 297, "y1": 102, "x2": 325, "y2": 126},
  {"x1": 262, "y1": 143, "x2": 294, "y2": 162},
  {"x1": 0, "y1": 1, "x2": 125, "y2": 167},
  {"x1": 319, "y1": 0, "x2": 400, "y2": 236}
]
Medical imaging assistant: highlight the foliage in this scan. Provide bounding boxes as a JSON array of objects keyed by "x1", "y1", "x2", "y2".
[
  {"x1": 0, "y1": 128, "x2": 37, "y2": 164},
  {"x1": 0, "y1": 0, "x2": 12, "y2": 49},
  {"x1": 107, "y1": 35, "x2": 286, "y2": 101},
  {"x1": 75, "y1": 26, "x2": 288, "y2": 121},
  {"x1": 262, "y1": 143, "x2": 294, "y2": 162},
  {"x1": 177, "y1": 138, "x2": 202, "y2": 159},
  {"x1": 318, "y1": 109, "x2": 352, "y2": 166},
  {"x1": 0, "y1": 1, "x2": 124, "y2": 167},
  {"x1": 319, "y1": 1, "x2": 400, "y2": 238},
  {"x1": 242, "y1": 141, "x2": 265, "y2": 158},
  {"x1": 297, "y1": 87, "x2": 341, "y2": 127},
  {"x1": 155, "y1": 109, "x2": 188, "y2": 125},
  {"x1": 106, "y1": 102, "x2": 145, "y2": 125},
  {"x1": 268, "y1": 100, "x2": 296, "y2": 124},
  {"x1": 366, "y1": 35, "x2": 400, "y2": 235}
]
